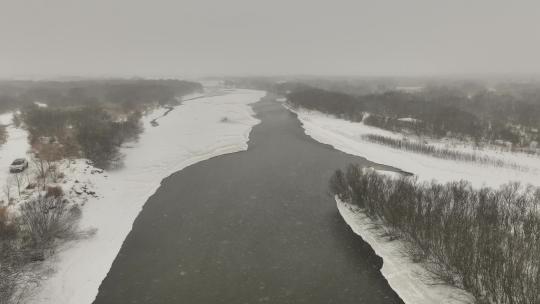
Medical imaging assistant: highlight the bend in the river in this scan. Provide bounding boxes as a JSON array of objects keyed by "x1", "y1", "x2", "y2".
[{"x1": 93, "y1": 93, "x2": 404, "y2": 304}]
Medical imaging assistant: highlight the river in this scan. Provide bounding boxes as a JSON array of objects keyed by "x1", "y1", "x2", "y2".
[{"x1": 93, "y1": 94, "x2": 403, "y2": 304}]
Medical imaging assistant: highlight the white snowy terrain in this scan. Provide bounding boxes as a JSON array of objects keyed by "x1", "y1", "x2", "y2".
[
  {"x1": 0, "y1": 112, "x2": 31, "y2": 201},
  {"x1": 289, "y1": 107, "x2": 540, "y2": 188},
  {"x1": 23, "y1": 89, "x2": 265, "y2": 304},
  {"x1": 287, "y1": 105, "x2": 540, "y2": 304}
]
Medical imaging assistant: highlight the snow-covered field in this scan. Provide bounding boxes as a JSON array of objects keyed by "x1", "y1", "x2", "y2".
[
  {"x1": 287, "y1": 105, "x2": 540, "y2": 304},
  {"x1": 23, "y1": 89, "x2": 265, "y2": 304},
  {"x1": 289, "y1": 107, "x2": 540, "y2": 188}
]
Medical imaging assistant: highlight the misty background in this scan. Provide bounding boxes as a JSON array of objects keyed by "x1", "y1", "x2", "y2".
[{"x1": 1, "y1": 0, "x2": 539, "y2": 78}]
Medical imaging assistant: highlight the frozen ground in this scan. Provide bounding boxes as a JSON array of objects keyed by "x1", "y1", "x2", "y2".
[
  {"x1": 288, "y1": 107, "x2": 540, "y2": 188},
  {"x1": 23, "y1": 89, "x2": 265, "y2": 304}
]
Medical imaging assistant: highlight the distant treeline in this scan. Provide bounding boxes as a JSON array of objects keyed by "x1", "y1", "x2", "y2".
[
  {"x1": 0, "y1": 79, "x2": 203, "y2": 113},
  {"x1": 286, "y1": 86, "x2": 540, "y2": 148},
  {"x1": 330, "y1": 165, "x2": 540, "y2": 304},
  {"x1": 0, "y1": 79, "x2": 203, "y2": 167},
  {"x1": 20, "y1": 105, "x2": 143, "y2": 168}
]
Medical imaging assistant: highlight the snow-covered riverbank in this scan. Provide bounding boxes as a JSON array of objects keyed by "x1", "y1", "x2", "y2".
[
  {"x1": 289, "y1": 107, "x2": 540, "y2": 188},
  {"x1": 337, "y1": 199, "x2": 474, "y2": 304},
  {"x1": 287, "y1": 105, "x2": 540, "y2": 304},
  {"x1": 24, "y1": 89, "x2": 265, "y2": 304}
]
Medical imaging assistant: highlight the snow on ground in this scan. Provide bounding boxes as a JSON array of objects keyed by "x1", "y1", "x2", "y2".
[
  {"x1": 337, "y1": 199, "x2": 475, "y2": 304},
  {"x1": 182, "y1": 92, "x2": 205, "y2": 100},
  {"x1": 34, "y1": 102, "x2": 48, "y2": 108},
  {"x1": 146, "y1": 91, "x2": 207, "y2": 123},
  {"x1": 0, "y1": 112, "x2": 13, "y2": 125},
  {"x1": 24, "y1": 89, "x2": 266, "y2": 304},
  {"x1": 0, "y1": 112, "x2": 31, "y2": 203},
  {"x1": 289, "y1": 107, "x2": 540, "y2": 188},
  {"x1": 397, "y1": 117, "x2": 420, "y2": 123}
]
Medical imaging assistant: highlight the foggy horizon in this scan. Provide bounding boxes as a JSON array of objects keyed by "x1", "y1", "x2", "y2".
[
  {"x1": 2, "y1": 0, "x2": 540, "y2": 78},
  {"x1": 2, "y1": 2, "x2": 540, "y2": 304}
]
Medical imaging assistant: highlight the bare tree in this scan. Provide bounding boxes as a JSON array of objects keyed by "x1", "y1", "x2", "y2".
[
  {"x1": 12, "y1": 173, "x2": 24, "y2": 198},
  {"x1": 2, "y1": 179, "x2": 12, "y2": 205},
  {"x1": 19, "y1": 196, "x2": 81, "y2": 247},
  {"x1": 31, "y1": 155, "x2": 46, "y2": 182}
]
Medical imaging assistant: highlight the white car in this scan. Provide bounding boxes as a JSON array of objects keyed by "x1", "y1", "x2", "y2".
[{"x1": 9, "y1": 158, "x2": 29, "y2": 173}]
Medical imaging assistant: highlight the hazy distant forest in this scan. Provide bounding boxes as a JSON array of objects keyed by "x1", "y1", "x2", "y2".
[
  {"x1": 233, "y1": 78, "x2": 540, "y2": 150},
  {"x1": 0, "y1": 79, "x2": 202, "y2": 168},
  {"x1": 0, "y1": 79, "x2": 202, "y2": 111}
]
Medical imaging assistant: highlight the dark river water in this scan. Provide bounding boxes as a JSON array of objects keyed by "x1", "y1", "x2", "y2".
[{"x1": 93, "y1": 95, "x2": 404, "y2": 304}]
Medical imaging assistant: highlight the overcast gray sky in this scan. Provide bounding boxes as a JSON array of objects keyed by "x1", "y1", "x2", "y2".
[{"x1": 1, "y1": 0, "x2": 539, "y2": 78}]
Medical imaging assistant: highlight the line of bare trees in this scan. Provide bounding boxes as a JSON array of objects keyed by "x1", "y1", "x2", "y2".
[
  {"x1": 330, "y1": 164, "x2": 540, "y2": 304},
  {"x1": 362, "y1": 134, "x2": 526, "y2": 171}
]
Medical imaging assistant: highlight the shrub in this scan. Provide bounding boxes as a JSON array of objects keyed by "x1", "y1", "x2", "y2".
[
  {"x1": 19, "y1": 196, "x2": 80, "y2": 247},
  {"x1": 45, "y1": 186, "x2": 64, "y2": 198},
  {"x1": 330, "y1": 165, "x2": 540, "y2": 304},
  {"x1": 1, "y1": 197, "x2": 84, "y2": 303},
  {"x1": 0, "y1": 208, "x2": 17, "y2": 241},
  {"x1": 0, "y1": 207, "x2": 22, "y2": 304}
]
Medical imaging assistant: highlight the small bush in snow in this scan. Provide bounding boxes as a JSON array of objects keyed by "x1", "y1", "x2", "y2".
[
  {"x1": 19, "y1": 196, "x2": 80, "y2": 247},
  {"x1": 45, "y1": 186, "x2": 64, "y2": 198},
  {"x1": 0, "y1": 207, "x2": 17, "y2": 241},
  {"x1": 0, "y1": 208, "x2": 24, "y2": 304}
]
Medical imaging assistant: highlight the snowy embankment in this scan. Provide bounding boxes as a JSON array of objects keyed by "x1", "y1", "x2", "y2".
[
  {"x1": 289, "y1": 107, "x2": 540, "y2": 188},
  {"x1": 287, "y1": 105, "x2": 540, "y2": 304},
  {"x1": 337, "y1": 199, "x2": 475, "y2": 304},
  {"x1": 25, "y1": 89, "x2": 265, "y2": 304}
]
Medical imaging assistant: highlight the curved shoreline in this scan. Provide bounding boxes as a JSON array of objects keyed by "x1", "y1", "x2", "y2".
[
  {"x1": 25, "y1": 89, "x2": 265, "y2": 304},
  {"x1": 289, "y1": 106, "x2": 540, "y2": 188},
  {"x1": 92, "y1": 94, "x2": 404, "y2": 304},
  {"x1": 337, "y1": 199, "x2": 474, "y2": 304},
  {"x1": 282, "y1": 105, "x2": 479, "y2": 303}
]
